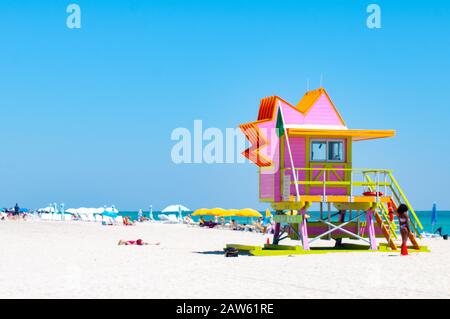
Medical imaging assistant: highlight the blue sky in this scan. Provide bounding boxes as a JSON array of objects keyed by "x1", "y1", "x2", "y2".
[{"x1": 0, "y1": 0, "x2": 449, "y2": 210}]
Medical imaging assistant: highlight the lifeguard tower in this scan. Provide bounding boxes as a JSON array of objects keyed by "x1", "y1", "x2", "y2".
[{"x1": 237, "y1": 88, "x2": 425, "y2": 255}]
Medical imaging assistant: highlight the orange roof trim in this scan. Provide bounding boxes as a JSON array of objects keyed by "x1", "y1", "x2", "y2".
[
  {"x1": 296, "y1": 88, "x2": 346, "y2": 126},
  {"x1": 288, "y1": 128, "x2": 396, "y2": 141}
]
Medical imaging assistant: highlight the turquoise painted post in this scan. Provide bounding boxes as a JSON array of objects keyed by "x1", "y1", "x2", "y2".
[
  {"x1": 301, "y1": 208, "x2": 310, "y2": 250},
  {"x1": 367, "y1": 208, "x2": 377, "y2": 250}
]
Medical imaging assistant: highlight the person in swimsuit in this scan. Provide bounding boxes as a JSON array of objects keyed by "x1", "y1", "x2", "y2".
[{"x1": 397, "y1": 203, "x2": 410, "y2": 255}]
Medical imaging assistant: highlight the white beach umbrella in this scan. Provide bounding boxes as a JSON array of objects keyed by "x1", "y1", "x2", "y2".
[
  {"x1": 87, "y1": 207, "x2": 98, "y2": 215},
  {"x1": 77, "y1": 207, "x2": 89, "y2": 215},
  {"x1": 161, "y1": 204, "x2": 190, "y2": 213},
  {"x1": 162, "y1": 204, "x2": 190, "y2": 222},
  {"x1": 103, "y1": 206, "x2": 119, "y2": 213}
]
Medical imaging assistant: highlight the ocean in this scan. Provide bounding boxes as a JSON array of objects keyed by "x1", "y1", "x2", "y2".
[{"x1": 119, "y1": 210, "x2": 450, "y2": 234}]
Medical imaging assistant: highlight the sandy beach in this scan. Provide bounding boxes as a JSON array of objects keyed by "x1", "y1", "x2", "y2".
[{"x1": 1, "y1": 220, "x2": 449, "y2": 299}]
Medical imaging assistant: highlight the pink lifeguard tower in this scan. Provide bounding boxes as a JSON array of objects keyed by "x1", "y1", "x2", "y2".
[{"x1": 238, "y1": 88, "x2": 424, "y2": 254}]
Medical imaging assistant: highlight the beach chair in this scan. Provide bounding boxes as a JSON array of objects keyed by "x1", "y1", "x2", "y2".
[{"x1": 79, "y1": 214, "x2": 89, "y2": 222}]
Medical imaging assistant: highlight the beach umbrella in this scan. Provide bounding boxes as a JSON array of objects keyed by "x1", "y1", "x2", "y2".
[
  {"x1": 87, "y1": 208, "x2": 98, "y2": 215},
  {"x1": 192, "y1": 208, "x2": 231, "y2": 217},
  {"x1": 263, "y1": 209, "x2": 272, "y2": 224},
  {"x1": 211, "y1": 208, "x2": 228, "y2": 216},
  {"x1": 227, "y1": 209, "x2": 240, "y2": 216},
  {"x1": 77, "y1": 207, "x2": 89, "y2": 215},
  {"x1": 103, "y1": 206, "x2": 119, "y2": 213},
  {"x1": 19, "y1": 208, "x2": 29, "y2": 213},
  {"x1": 235, "y1": 208, "x2": 262, "y2": 218},
  {"x1": 149, "y1": 205, "x2": 154, "y2": 220},
  {"x1": 102, "y1": 211, "x2": 118, "y2": 218},
  {"x1": 431, "y1": 202, "x2": 438, "y2": 233},
  {"x1": 192, "y1": 208, "x2": 210, "y2": 216},
  {"x1": 162, "y1": 204, "x2": 190, "y2": 213}
]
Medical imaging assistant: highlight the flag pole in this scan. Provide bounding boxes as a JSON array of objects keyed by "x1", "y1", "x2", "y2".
[{"x1": 278, "y1": 102, "x2": 300, "y2": 202}]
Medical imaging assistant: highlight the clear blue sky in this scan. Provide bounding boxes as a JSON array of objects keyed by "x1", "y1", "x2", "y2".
[{"x1": 0, "y1": 0, "x2": 448, "y2": 210}]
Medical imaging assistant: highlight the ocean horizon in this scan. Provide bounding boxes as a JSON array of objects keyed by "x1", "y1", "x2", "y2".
[{"x1": 119, "y1": 210, "x2": 450, "y2": 234}]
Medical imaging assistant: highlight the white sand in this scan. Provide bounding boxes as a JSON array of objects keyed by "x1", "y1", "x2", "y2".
[{"x1": 0, "y1": 220, "x2": 449, "y2": 299}]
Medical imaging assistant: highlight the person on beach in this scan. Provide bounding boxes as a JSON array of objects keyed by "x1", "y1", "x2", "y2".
[
  {"x1": 183, "y1": 214, "x2": 193, "y2": 224},
  {"x1": 264, "y1": 221, "x2": 274, "y2": 234},
  {"x1": 230, "y1": 219, "x2": 239, "y2": 230},
  {"x1": 253, "y1": 217, "x2": 265, "y2": 233},
  {"x1": 139, "y1": 216, "x2": 149, "y2": 222},
  {"x1": 397, "y1": 203, "x2": 411, "y2": 256},
  {"x1": 117, "y1": 239, "x2": 160, "y2": 246},
  {"x1": 13, "y1": 203, "x2": 20, "y2": 219},
  {"x1": 123, "y1": 216, "x2": 135, "y2": 226}
]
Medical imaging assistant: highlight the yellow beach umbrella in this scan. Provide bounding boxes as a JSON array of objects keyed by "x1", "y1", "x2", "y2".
[
  {"x1": 227, "y1": 209, "x2": 240, "y2": 216},
  {"x1": 192, "y1": 208, "x2": 210, "y2": 216},
  {"x1": 236, "y1": 208, "x2": 262, "y2": 218},
  {"x1": 192, "y1": 208, "x2": 230, "y2": 217},
  {"x1": 211, "y1": 207, "x2": 228, "y2": 216}
]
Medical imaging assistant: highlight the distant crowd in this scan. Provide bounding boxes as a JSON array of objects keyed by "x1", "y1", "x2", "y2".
[{"x1": 182, "y1": 214, "x2": 275, "y2": 234}]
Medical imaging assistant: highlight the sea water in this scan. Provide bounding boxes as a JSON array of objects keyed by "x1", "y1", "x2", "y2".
[{"x1": 119, "y1": 210, "x2": 450, "y2": 234}]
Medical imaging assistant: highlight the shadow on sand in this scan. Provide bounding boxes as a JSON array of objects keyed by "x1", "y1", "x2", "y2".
[{"x1": 193, "y1": 250, "x2": 225, "y2": 255}]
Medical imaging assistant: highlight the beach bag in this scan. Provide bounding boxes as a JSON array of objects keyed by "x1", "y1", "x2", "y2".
[{"x1": 224, "y1": 247, "x2": 239, "y2": 257}]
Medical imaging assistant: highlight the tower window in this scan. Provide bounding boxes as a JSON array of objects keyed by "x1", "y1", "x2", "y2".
[{"x1": 310, "y1": 140, "x2": 345, "y2": 162}]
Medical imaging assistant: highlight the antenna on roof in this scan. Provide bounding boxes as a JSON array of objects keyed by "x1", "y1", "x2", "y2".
[
  {"x1": 306, "y1": 78, "x2": 310, "y2": 92},
  {"x1": 320, "y1": 74, "x2": 323, "y2": 88}
]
